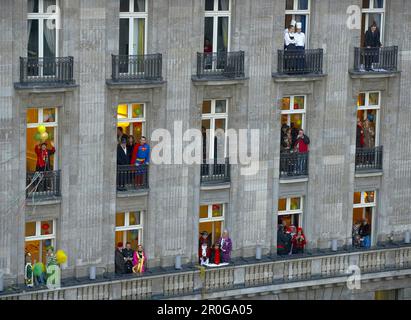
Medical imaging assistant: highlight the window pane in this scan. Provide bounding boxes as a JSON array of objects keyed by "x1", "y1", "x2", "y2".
[
  {"x1": 133, "y1": 18, "x2": 145, "y2": 55},
  {"x1": 217, "y1": 17, "x2": 228, "y2": 52},
  {"x1": 120, "y1": 0, "x2": 130, "y2": 12},
  {"x1": 199, "y1": 205, "x2": 209, "y2": 219},
  {"x1": 202, "y1": 119, "x2": 211, "y2": 160},
  {"x1": 126, "y1": 230, "x2": 139, "y2": 249},
  {"x1": 26, "y1": 128, "x2": 38, "y2": 172},
  {"x1": 290, "y1": 114, "x2": 303, "y2": 131},
  {"x1": 28, "y1": 19, "x2": 39, "y2": 59},
  {"x1": 215, "y1": 100, "x2": 226, "y2": 113},
  {"x1": 129, "y1": 212, "x2": 141, "y2": 226},
  {"x1": 41, "y1": 220, "x2": 53, "y2": 235},
  {"x1": 116, "y1": 213, "x2": 125, "y2": 227},
  {"x1": 369, "y1": 92, "x2": 379, "y2": 106},
  {"x1": 43, "y1": 108, "x2": 56, "y2": 123},
  {"x1": 43, "y1": 20, "x2": 56, "y2": 59},
  {"x1": 25, "y1": 240, "x2": 41, "y2": 264},
  {"x1": 202, "y1": 101, "x2": 211, "y2": 114},
  {"x1": 362, "y1": 0, "x2": 370, "y2": 8},
  {"x1": 286, "y1": 0, "x2": 294, "y2": 10},
  {"x1": 294, "y1": 15, "x2": 307, "y2": 33},
  {"x1": 293, "y1": 96, "x2": 305, "y2": 110},
  {"x1": 364, "y1": 191, "x2": 375, "y2": 203},
  {"x1": 25, "y1": 222, "x2": 37, "y2": 237},
  {"x1": 278, "y1": 198, "x2": 286, "y2": 211},
  {"x1": 132, "y1": 103, "x2": 144, "y2": 118},
  {"x1": 28, "y1": 0, "x2": 39, "y2": 13},
  {"x1": 134, "y1": 0, "x2": 146, "y2": 12},
  {"x1": 204, "y1": 17, "x2": 214, "y2": 53},
  {"x1": 298, "y1": 0, "x2": 309, "y2": 10},
  {"x1": 117, "y1": 104, "x2": 128, "y2": 119},
  {"x1": 119, "y1": 19, "x2": 129, "y2": 56},
  {"x1": 199, "y1": 221, "x2": 223, "y2": 245},
  {"x1": 27, "y1": 109, "x2": 39, "y2": 124},
  {"x1": 218, "y1": 0, "x2": 229, "y2": 11},
  {"x1": 205, "y1": 0, "x2": 214, "y2": 11},
  {"x1": 285, "y1": 14, "x2": 293, "y2": 29},
  {"x1": 132, "y1": 122, "x2": 143, "y2": 141},
  {"x1": 115, "y1": 231, "x2": 124, "y2": 247},
  {"x1": 353, "y1": 192, "x2": 361, "y2": 204},
  {"x1": 373, "y1": 0, "x2": 384, "y2": 8},
  {"x1": 281, "y1": 97, "x2": 291, "y2": 110},
  {"x1": 357, "y1": 93, "x2": 366, "y2": 107},
  {"x1": 290, "y1": 198, "x2": 301, "y2": 210},
  {"x1": 212, "y1": 204, "x2": 223, "y2": 217},
  {"x1": 367, "y1": 13, "x2": 382, "y2": 30},
  {"x1": 215, "y1": 119, "x2": 226, "y2": 159},
  {"x1": 43, "y1": 0, "x2": 56, "y2": 13},
  {"x1": 281, "y1": 114, "x2": 289, "y2": 126}
]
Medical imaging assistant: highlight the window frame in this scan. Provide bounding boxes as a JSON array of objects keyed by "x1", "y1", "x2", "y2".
[
  {"x1": 357, "y1": 91, "x2": 380, "y2": 147},
  {"x1": 280, "y1": 95, "x2": 306, "y2": 130},
  {"x1": 117, "y1": 103, "x2": 146, "y2": 138},
  {"x1": 204, "y1": 0, "x2": 231, "y2": 53},
  {"x1": 353, "y1": 190, "x2": 377, "y2": 245},
  {"x1": 199, "y1": 203, "x2": 225, "y2": 245},
  {"x1": 361, "y1": 0, "x2": 385, "y2": 43},
  {"x1": 115, "y1": 211, "x2": 144, "y2": 246},
  {"x1": 285, "y1": 0, "x2": 310, "y2": 46},
  {"x1": 201, "y1": 99, "x2": 228, "y2": 159},
  {"x1": 277, "y1": 197, "x2": 304, "y2": 229}
]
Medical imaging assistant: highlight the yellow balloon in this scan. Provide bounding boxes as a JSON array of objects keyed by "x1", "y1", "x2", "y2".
[
  {"x1": 40, "y1": 132, "x2": 49, "y2": 142},
  {"x1": 38, "y1": 125, "x2": 46, "y2": 134},
  {"x1": 56, "y1": 250, "x2": 67, "y2": 265}
]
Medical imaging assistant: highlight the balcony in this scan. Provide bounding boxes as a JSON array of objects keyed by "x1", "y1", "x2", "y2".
[
  {"x1": 26, "y1": 170, "x2": 61, "y2": 200},
  {"x1": 1, "y1": 244, "x2": 410, "y2": 300},
  {"x1": 110, "y1": 54, "x2": 163, "y2": 84},
  {"x1": 275, "y1": 49, "x2": 324, "y2": 77},
  {"x1": 280, "y1": 152, "x2": 309, "y2": 179},
  {"x1": 355, "y1": 146, "x2": 383, "y2": 173},
  {"x1": 201, "y1": 158, "x2": 230, "y2": 185},
  {"x1": 351, "y1": 46, "x2": 398, "y2": 75},
  {"x1": 117, "y1": 165, "x2": 149, "y2": 192},
  {"x1": 194, "y1": 51, "x2": 245, "y2": 80},
  {"x1": 18, "y1": 57, "x2": 75, "y2": 87}
]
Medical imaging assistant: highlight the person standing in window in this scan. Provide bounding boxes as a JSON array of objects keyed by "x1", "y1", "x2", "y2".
[
  {"x1": 117, "y1": 136, "x2": 130, "y2": 191},
  {"x1": 291, "y1": 227, "x2": 307, "y2": 254},
  {"x1": 294, "y1": 22, "x2": 306, "y2": 71},
  {"x1": 115, "y1": 242, "x2": 125, "y2": 275},
  {"x1": 130, "y1": 136, "x2": 150, "y2": 187},
  {"x1": 127, "y1": 135, "x2": 136, "y2": 156},
  {"x1": 132, "y1": 244, "x2": 146, "y2": 274},
  {"x1": 284, "y1": 20, "x2": 296, "y2": 48},
  {"x1": 284, "y1": 25, "x2": 296, "y2": 72},
  {"x1": 35, "y1": 141, "x2": 55, "y2": 172},
  {"x1": 359, "y1": 219, "x2": 371, "y2": 248},
  {"x1": 217, "y1": 229, "x2": 232, "y2": 263},
  {"x1": 364, "y1": 22, "x2": 382, "y2": 71},
  {"x1": 294, "y1": 129, "x2": 309, "y2": 175},
  {"x1": 356, "y1": 119, "x2": 365, "y2": 148},
  {"x1": 122, "y1": 242, "x2": 134, "y2": 274}
]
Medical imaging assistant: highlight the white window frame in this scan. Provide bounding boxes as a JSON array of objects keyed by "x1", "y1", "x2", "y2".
[
  {"x1": 285, "y1": 0, "x2": 310, "y2": 46},
  {"x1": 357, "y1": 91, "x2": 380, "y2": 146},
  {"x1": 362, "y1": 0, "x2": 385, "y2": 43},
  {"x1": 26, "y1": 107, "x2": 59, "y2": 170},
  {"x1": 353, "y1": 190, "x2": 376, "y2": 245},
  {"x1": 25, "y1": 220, "x2": 56, "y2": 264},
  {"x1": 202, "y1": 99, "x2": 228, "y2": 159},
  {"x1": 278, "y1": 197, "x2": 304, "y2": 228},
  {"x1": 119, "y1": 0, "x2": 148, "y2": 56},
  {"x1": 199, "y1": 203, "x2": 225, "y2": 244},
  {"x1": 115, "y1": 211, "x2": 144, "y2": 246},
  {"x1": 27, "y1": 0, "x2": 60, "y2": 58},
  {"x1": 117, "y1": 103, "x2": 146, "y2": 137},
  {"x1": 204, "y1": 0, "x2": 231, "y2": 53},
  {"x1": 280, "y1": 95, "x2": 306, "y2": 130}
]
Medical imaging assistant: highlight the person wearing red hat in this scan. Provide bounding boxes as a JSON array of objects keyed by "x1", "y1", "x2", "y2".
[
  {"x1": 291, "y1": 227, "x2": 307, "y2": 254},
  {"x1": 115, "y1": 242, "x2": 124, "y2": 274}
]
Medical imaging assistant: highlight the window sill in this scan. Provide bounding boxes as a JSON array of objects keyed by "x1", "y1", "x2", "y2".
[{"x1": 279, "y1": 177, "x2": 309, "y2": 184}]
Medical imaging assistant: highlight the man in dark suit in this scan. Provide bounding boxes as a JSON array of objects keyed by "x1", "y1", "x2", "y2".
[{"x1": 117, "y1": 135, "x2": 130, "y2": 191}]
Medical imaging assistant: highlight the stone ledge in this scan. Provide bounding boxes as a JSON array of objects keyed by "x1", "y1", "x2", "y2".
[
  {"x1": 279, "y1": 177, "x2": 309, "y2": 184},
  {"x1": 14, "y1": 83, "x2": 78, "y2": 92},
  {"x1": 348, "y1": 70, "x2": 400, "y2": 79},
  {"x1": 116, "y1": 189, "x2": 149, "y2": 198},
  {"x1": 200, "y1": 183, "x2": 231, "y2": 191},
  {"x1": 106, "y1": 79, "x2": 166, "y2": 89},
  {"x1": 26, "y1": 198, "x2": 61, "y2": 206},
  {"x1": 191, "y1": 76, "x2": 248, "y2": 86},
  {"x1": 272, "y1": 73, "x2": 327, "y2": 82},
  {"x1": 355, "y1": 171, "x2": 383, "y2": 178}
]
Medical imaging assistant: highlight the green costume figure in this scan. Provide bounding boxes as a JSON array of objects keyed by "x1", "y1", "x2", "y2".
[{"x1": 45, "y1": 246, "x2": 61, "y2": 289}]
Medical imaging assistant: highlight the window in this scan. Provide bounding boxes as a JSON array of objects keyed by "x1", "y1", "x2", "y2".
[
  {"x1": 361, "y1": 0, "x2": 385, "y2": 45},
  {"x1": 285, "y1": 0, "x2": 310, "y2": 39},
  {"x1": 278, "y1": 197, "x2": 303, "y2": 228},
  {"x1": 25, "y1": 220, "x2": 56, "y2": 265},
  {"x1": 353, "y1": 191, "x2": 376, "y2": 247},
  {"x1": 119, "y1": 0, "x2": 147, "y2": 56},
  {"x1": 199, "y1": 204, "x2": 224, "y2": 245},
  {"x1": 115, "y1": 211, "x2": 143, "y2": 250},
  {"x1": 27, "y1": 0, "x2": 59, "y2": 59},
  {"x1": 356, "y1": 92, "x2": 380, "y2": 148},
  {"x1": 26, "y1": 107, "x2": 58, "y2": 172},
  {"x1": 201, "y1": 100, "x2": 228, "y2": 161},
  {"x1": 204, "y1": 0, "x2": 231, "y2": 54},
  {"x1": 117, "y1": 103, "x2": 145, "y2": 142},
  {"x1": 280, "y1": 96, "x2": 306, "y2": 153}
]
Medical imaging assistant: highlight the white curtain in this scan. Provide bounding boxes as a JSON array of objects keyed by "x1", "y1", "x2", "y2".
[{"x1": 43, "y1": 20, "x2": 56, "y2": 57}]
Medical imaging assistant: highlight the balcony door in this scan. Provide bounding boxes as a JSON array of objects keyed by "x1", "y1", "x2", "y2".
[{"x1": 361, "y1": 0, "x2": 385, "y2": 46}]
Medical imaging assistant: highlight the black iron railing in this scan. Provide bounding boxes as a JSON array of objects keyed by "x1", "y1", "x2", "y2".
[
  {"x1": 277, "y1": 49, "x2": 323, "y2": 75},
  {"x1": 26, "y1": 170, "x2": 61, "y2": 199},
  {"x1": 117, "y1": 165, "x2": 149, "y2": 191},
  {"x1": 279, "y1": 152, "x2": 309, "y2": 178},
  {"x1": 196, "y1": 51, "x2": 245, "y2": 78},
  {"x1": 355, "y1": 146, "x2": 383, "y2": 172},
  {"x1": 111, "y1": 54, "x2": 162, "y2": 81},
  {"x1": 19, "y1": 57, "x2": 74, "y2": 85},
  {"x1": 201, "y1": 158, "x2": 230, "y2": 184},
  {"x1": 353, "y1": 46, "x2": 398, "y2": 72}
]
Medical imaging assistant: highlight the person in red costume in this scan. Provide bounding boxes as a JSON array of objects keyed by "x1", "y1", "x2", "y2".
[
  {"x1": 35, "y1": 141, "x2": 55, "y2": 171},
  {"x1": 291, "y1": 227, "x2": 307, "y2": 254},
  {"x1": 209, "y1": 243, "x2": 222, "y2": 265}
]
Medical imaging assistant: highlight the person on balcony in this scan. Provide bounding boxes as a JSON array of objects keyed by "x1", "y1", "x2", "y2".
[
  {"x1": 127, "y1": 135, "x2": 136, "y2": 156},
  {"x1": 117, "y1": 136, "x2": 130, "y2": 191},
  {"x1": 359, "y1": 219, "x2": 371, "y2": 248},
  {"x1": 204, "y1": 38, "x2": 213, "y2": 69},
  {"x1": 199, "y1": 231, "x2": 211, "y2": 265},
  {"x1": 284, "y1": 20, "x2": 296, "y2": 48},
  {"x1": 115, "y1": 242, "x2": 124, "y2": 275},
  {"x1": 356, "y1": 119, "x2": 365, "y2": 149},
  {"x1": 364, "y1": 22, "x2": 382, "y2": 71},
  {"x1": 130, "y1": 136, "x2": 150, "y2": 187},
  {"x1": 35, "y1": 141, "x2": 55, "y2": 192},
  {"x1": 294, "y1": 22, "x2": 306, "y2": 72},
  {"x1": 284, "y1": 25, "x2": 296, "y2": 72},
  {"x1": 217, "y1": 229, "x2": 233, "y2": 263},
  {"x1": 132, "y1": 245, "x2": 146, "y2": 274},
  {"x1": 277, "y1": 225, "x2": 292, "y2": 256},
  {"x1": 122, "y1": 242, "x2": 134, "y2": 274},
  {"x1": 293, "y1": 129, "x2": 309, "y2": 174},
  {"x1": 209, "y1": 243, "x2": 222, "y2": 265},
  {"x1": 363, "y1": 118, "x2": 375, "y2": 149},
  {"x1": 291, "y1": 227, "x2": 307, "y2": 254}
]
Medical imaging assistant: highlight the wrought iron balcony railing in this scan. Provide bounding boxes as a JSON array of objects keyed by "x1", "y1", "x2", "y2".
[
  {"x1": 117, "y1": 164, "x2": 149, "y2": 191},
  {"x1": 355, "y1": 146, "x2": 383, "y2": 172},
  {"x1": 353, "y1": 46, "x2": 398, "y2": 72},
  {"x1": 19, "y1": 56, "x2": 74, "y2": 85},
  {"x1": 280, "y1": 152, "x2": 309, "y2": 178},
  {"x1": 111, "y1": 54, "x2": 162, "y2": 82},
  {"x1": 201, "y1": 158, "x2": 230, "y2": 184},
  {"x1": 196, "y1": 51, "x2": 245, "y2": 79},
  {"x1": 277, "y1": 49, "x2": 323, "y2": 75},
  {"x1": 26, "y1": 170, "x2": 61, "y2": 200}
]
